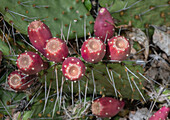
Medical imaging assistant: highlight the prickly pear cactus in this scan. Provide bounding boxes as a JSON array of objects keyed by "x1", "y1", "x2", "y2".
[
  {"x1": 0, "y1": 1, "x2": 157, "y2": 119},
  {"x1": 0, "y1": 0, "x2": 94, "y2": 39},
  {"x1": 0, "y1": 36, "x2": 147, "y2": 100},
  {"x1": 0, "y1": 36, "x2": 147, "y2": 119},
  {"x1": 99, "y1": 0, "x2": 170, "y2": 29}
]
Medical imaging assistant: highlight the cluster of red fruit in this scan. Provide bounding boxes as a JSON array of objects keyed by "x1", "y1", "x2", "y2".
[
  {"x1": 7, "y1": 7, "x2": 132, "y2": 118},
  {"x1": 8, "y1": 7, "x2": 131, "y2": 91}
]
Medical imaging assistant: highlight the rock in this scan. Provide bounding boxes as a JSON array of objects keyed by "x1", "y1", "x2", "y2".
[
  {"x1": 153, "y1": 26, "x2": 170, "y2": 56},
  {"x1": 129, "y1": 108, "x2": 150, "y2": 120}
]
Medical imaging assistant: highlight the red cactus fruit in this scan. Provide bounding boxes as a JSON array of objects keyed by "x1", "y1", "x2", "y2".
[
  {"x1": 8, "y1": 71, "x2": 36, "y2": 91},
  {"x1": 28, "y1": 20, "x2": 52, "y2": 54},
  {"x1": 16, "y1": 51, "x2": 47, "y2": 75},
  {"x1": 81, "y1": 37, "x2": 106, "y2": 63},
  {"x1": 91, "y1": 97, "x2": 125, "y2": 118},
  {"x1": 107, "y1": 36, "x2": 131, "y2": 61},
  {"x1": 62, "y1": 57, "x2": 86, "y2": 81},
  {"x1": 44, "y1": 37, "x2": 68, "y2": 63},
  {"x1": 149, "y1": 106, "x2": 170, "y2": 120},
  {"x1": 94, "y1": 7, "x2": 115, "y2": 42}
]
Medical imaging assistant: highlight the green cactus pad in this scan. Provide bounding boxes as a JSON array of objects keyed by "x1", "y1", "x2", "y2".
[
  {"x1": 39, "y1": 61, "x2": 147, "y2": 101},
  {"x1": 0, "y1": 89, "x2": 27, "y2": 115},
  {"x1": 0, "y1": 39, "x2": 10, "y2": 56},
  {"x1": 99, "y1": 0, "x2": 170, "y2": 29},
  {"x1": 0, "y1": 0, "x2": 94, "y2": 39}
]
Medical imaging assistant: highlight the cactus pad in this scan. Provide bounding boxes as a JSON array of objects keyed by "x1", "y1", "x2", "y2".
[
  {"x1": 0, "y1": 0, "x2": 94, "y2": 39},
  {"x1": 99, "y1": 0, "x2": 170, "y2": 29}
]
